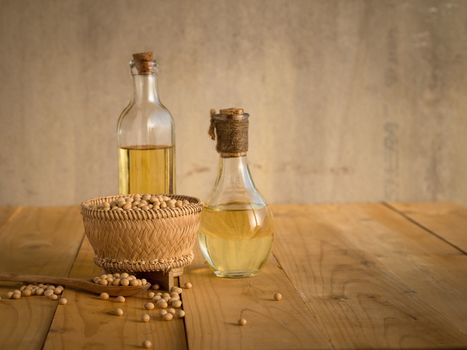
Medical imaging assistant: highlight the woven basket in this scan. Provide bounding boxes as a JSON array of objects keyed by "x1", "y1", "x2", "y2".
[{"x1": 80, "y1": 194, "x2": 203, "y2": 273}]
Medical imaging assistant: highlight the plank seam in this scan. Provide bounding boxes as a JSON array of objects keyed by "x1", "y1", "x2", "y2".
[
  {"x1": 40, "y1": 229, "x2": 86, "y2": 350},
  {"x1": 0, "y1": 207, "x2": 22, "y2": 233},
  {"x1": 177, "y1": 276, "x2": 190, "y2": 350},
  {"x1": 383, "y1": 202, "x2": 467, "y2": 255}
]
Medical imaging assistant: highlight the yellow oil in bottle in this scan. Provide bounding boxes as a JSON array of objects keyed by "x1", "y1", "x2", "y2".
[
  {"x1": 118, "y1": 145, "x2": 175, "y2": 194},
  {"x1": 198, "y1": 205, "x2": 274, "y2": 278}
]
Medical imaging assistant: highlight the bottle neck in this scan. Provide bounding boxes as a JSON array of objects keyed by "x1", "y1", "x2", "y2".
[
  {"x1": 132, "y1": 74, "x2": 160, "y2": 103},
  {"x1": 216, "y1": 155, "x2": 256, "y2": 190}
]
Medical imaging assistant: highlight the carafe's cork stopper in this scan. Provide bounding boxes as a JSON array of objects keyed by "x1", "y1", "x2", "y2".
[
  {"x1": 132, "y1": 51, "x2": 156, "y2": 74},
  {"x1": 219, "y1": 107, "x2": 244, "y2": 115},
  {"x1": 208, "y1": 107, "x2": 249, "y2": 157}
]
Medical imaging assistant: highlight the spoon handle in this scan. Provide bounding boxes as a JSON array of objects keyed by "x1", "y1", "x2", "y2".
[
  {"x1": 0, "y1": 272, "x2": 148, "y2": 296},
  {"x1": 0, "y1": 273, "x2": 85, "y2": 286}
]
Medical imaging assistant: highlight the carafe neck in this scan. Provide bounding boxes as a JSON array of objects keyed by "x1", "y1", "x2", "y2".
[
  {"x1": 132, "y1": 74, "x2": 160, "y2": 104},
  {"x1": 216, "y1": 156, "x2": 256, "y2": 190}
]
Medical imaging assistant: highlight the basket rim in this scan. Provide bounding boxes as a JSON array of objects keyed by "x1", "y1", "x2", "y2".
[{"x1": 80, "y1": 194, "x2": 203, "y2": 221}]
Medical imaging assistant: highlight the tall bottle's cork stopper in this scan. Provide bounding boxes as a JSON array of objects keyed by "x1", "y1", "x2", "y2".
[
  {"x1": 131, "y1": 51, "x2": 157, "y2": 74},
  {"x1": 208, "y1": 107, "x2": 249, "y2": 157}
]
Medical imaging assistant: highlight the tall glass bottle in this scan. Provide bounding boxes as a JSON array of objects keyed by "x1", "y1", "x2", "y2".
[
  {"x1": 199, "y1": 108, "x2": 274, "y2": 278},
  {"x1": 117, "y1": 51, "x2": 175, "y2": 194}
]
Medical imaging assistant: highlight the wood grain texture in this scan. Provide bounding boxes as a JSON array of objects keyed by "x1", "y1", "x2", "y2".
[
  {"x1": 271, "y1": 204, "x2": 467, "y2": 349},
  {"x1": 1, "y1": 203, "x2": 466, "y2": 349},
  {"x1": 387, "y1": 202, "x2": 467, "y2": 253},
  {"x1": 0, "y1": 206, "x2": 84, "y2": 349},
  {"x1": 180, "y1": 248, "x2": 330, "y2": 350},
  {"x1": 43, "y1": 237, "x2": 187, "y2": 350},
  {"x1": 338, "y1": 204, "x2": 467, "y2": 335},
  {"x1": 1, "y1": 0, "x2": 467, "y2": 206}
]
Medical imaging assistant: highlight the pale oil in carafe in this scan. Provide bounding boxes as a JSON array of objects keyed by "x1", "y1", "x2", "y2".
[
  {"x1": 118, "y1": 144, "x2": 175, "y2": 194},
  {"x1": 199, "y1": 204, "x2": 273, "y2": 277}
]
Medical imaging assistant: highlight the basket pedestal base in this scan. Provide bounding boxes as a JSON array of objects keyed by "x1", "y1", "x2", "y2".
[{"x1": 140, "y1": 267, "x2": 184, "y2": 291}]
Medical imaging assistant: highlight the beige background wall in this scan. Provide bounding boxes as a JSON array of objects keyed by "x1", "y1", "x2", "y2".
[{"x1": 0, "y1": 0, "x2": 466, "y2": 206}]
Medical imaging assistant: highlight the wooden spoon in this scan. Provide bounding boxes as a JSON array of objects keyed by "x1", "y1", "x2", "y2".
[{"x1": 0, "y1": 273, "x2": 150, "y2": 297}]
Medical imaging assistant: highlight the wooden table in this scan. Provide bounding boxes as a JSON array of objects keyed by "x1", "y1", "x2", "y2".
[{"x1": 0, "y1": 202, "x2": 466, "y2": 349}]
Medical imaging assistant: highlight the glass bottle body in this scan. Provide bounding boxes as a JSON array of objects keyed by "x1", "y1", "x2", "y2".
[
  {"x1": 117, "y1": 71, "x2": 175, "y2": 194},
  {"x1": 199, "y1": 156, "x2": 274, "y2": 278}
]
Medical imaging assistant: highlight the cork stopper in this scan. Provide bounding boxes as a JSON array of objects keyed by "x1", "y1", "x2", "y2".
[
  {"x1": 133, "y1": 51, "x2": 153, "y2": 61},
  {"x1": 131, "y1": 51, "x2": 157, "y2": 74},
  {"x1": 208, "y1": 107, "x2": 249, "y2": 157},
  {"x1": 219, "y1": 108, "x2": 244, "y2": 116}
]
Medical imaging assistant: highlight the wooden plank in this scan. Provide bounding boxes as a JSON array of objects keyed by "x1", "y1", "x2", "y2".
[
  {"x1": 272, "y1": 204, "x2": 467, "y2": 349},
  {"x1": 347, "y1": 204, "x2": 467, "y2": 333},
  {"x1": 43, "y1": 237, "x2": 187, "y2": 350},
  {"x1": 387, "y1": 202, "x2": 467, "y2": 253},
  {"x1": 0, "y1": 206, "x2": 84, "y2": 349},
  {"x1": 179, "y1": 247, "x2": 330, "y2": 350}
]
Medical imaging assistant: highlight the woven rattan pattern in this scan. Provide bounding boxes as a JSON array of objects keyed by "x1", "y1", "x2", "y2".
[{"x1": 81, "y1": 195, "x2": 203, "y2": 273}]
